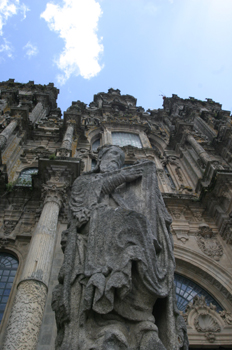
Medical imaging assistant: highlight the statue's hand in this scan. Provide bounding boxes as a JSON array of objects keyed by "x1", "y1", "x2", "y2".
[{"x1": 122, "y1": 167, "x2": 143, "y2": 182}]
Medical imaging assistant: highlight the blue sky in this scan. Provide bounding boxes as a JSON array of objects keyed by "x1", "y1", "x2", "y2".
[{"x1": 0, "y1": 0, "x2": 232, "y2": 115}]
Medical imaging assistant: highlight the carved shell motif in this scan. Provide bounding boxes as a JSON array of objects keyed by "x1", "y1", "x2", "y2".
[{"x1": 194, "y1": 314, "x2": 221, "y2": 333}]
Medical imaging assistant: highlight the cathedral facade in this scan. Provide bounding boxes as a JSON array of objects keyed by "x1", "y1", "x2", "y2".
[{"x1": 0, "y1": 79, "x2": 231, "y2": 349}]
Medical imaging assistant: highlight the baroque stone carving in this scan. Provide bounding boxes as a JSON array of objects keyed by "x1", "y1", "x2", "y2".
[
  {"x1": 0, "y1": 237, "x2": 9, "y2": 249},
  {"x1": 3, "y1": 220, "x2": 18, "y2": 235},
  {"x1": 196, "y1": 224, "x2": 223, "y2": 261},
  {"x1": 204, "y1": 332, "x2": 216, "y2": 343},
  {"x1": 219, "y1": 310, "x2": 232, "y2": 325},
  {"x1": 183, "y1": 296, "x2": 221, "y2": 343},
  {"x1": 185, "y1": 295, "x2": 217, "y2": 314},
  {"x1": 174, "y1": 230, "x2": 189, "y2": 244},
  {"x1": 42, "y1": 184, "x2": 67, "y2": 208},
  {"x1": 56, "y1": 148, "x2": 72, "y2": 157},
  {"x1": 52, "y1": 145, "x2": 188, "y2": 350},
  {"x1": 194, "y1": 314, "x2": 221, "y2": 333},
  {"x1": 175, "y1": 167, "x2": 183, "y2": 182},
  {"x1": 3, "y1": 280, "x2": 47, "y2": 350}
]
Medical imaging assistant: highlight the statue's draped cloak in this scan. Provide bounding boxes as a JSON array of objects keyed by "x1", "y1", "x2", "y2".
[{"x1": 68, "y1": 161, "x2": 175, "y2": 318}]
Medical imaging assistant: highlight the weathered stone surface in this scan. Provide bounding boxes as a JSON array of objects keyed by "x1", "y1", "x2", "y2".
[
  {"x1": 3, "y1": 280, "x2": 47, "y2": 350},
  {"x1": 52, "y1": 145, "x2": 188, "y2": 350}
]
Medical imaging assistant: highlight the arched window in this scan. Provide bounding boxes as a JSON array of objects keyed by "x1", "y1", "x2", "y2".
[
  {"x1": 0, "y1": 253, "x2": 19, "y2": 323},
  {"x1": 16, "y1": 168, "x2": 38, "y2": 187},
  {"x1": 92, "y1": 139, "x2": 100, "y2": 151},
  {"x1": 112, "y1": 132, "x2": 142, "y2": 148},
  {"x1": 174, "y1": 273, "x2": 223, "y2": 312}
]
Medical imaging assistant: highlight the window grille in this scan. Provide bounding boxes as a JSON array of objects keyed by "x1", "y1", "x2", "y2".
[
  {"x1": 16, "y1": 168, "x2": 38, "y2": 187},
  {"x1": 174, "y1": 273, "x2": 223, "y2": 312},
  {"x1": 0, "y1": 253, "x2": 19, "y2": 323},
  {"x1": 112, "y1": 132, "x2": 142, "y2": 148}
]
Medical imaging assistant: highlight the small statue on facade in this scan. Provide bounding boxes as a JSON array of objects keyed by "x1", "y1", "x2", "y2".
[{"x1": 52, "y1": 145, "x2": 188, "y2": 350}]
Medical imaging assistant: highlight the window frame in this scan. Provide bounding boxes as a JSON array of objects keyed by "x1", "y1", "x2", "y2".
[{"x1": 0, "y1": 252, "x2": 19, "y2": 325}]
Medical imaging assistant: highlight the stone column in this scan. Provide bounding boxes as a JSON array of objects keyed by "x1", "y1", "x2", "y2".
[
  {"x1": 30, "y1": 102, "x2": 47, "y2": 124},
  {"x1": 0, "y1": 119, "x2": 18, "y2": 150},
  {"x1": 61, "y1": 123, "x2": 74, "y2": 150},
  {"x1": 3, "y1": 184, "x2": 65, "y2": 350},
  {"x1": 102, "y1": 127, "x2": 112, "y2": 144},
  {"x1": 56, "y1": 122, "x2": 76, "y2": 157},
  {"x1": 185, "y1": 132, "x2": 210, "y2": 166}
]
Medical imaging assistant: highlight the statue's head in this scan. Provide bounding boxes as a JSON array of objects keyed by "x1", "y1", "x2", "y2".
[
  {"x1": 86, "y1": 145, "x2": 125, "y2": 174},
  {"x1": 98, "y1": 145, "x2": 125, "y2": 173}
]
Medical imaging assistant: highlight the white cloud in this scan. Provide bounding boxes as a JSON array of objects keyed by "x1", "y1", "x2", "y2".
[
  {"x1": 41, "y1": 0, "x2": 104, "y2": 84},
  {"x1": 0, "y1": 37, "x2": 13, "y2": 57},
  {"x1": 23, "y1": 41, "x2": 38, "y2": 58},
  {"x1": 20, "y1": 3, "x2": 30, "y2": 21},
  {"x1": 0, "y1": 0, "x2": 29, "y2": 35}
]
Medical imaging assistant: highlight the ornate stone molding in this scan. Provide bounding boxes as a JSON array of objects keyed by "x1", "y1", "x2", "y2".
[
  {"x1": 0, "y1": 237, "x2": 9, "y2": 249},
  {"x1": 196, "y1": 224, "x2": 223, "y2": 261},
  {"x1": 173, "y1": 229, "x2": 189, "y2": 243},
  {"x1": 3, "y1": 220, "x2": 18, "y2": 236},
  {"x1": 194, "y1": 314, "x2": 221, "y2": 334},
  {"x1": 182, "y1": 296, "x2": 223, "y2": 343},
  {"x1": 176, "y1": 260, "x2": 232, "y2": 308},
  {"x1": 56, "y1": 148, "x2": 72, "y2": 157},
  {"x1": 219, "y1": 310, "x2": 232, "y2": 325}
]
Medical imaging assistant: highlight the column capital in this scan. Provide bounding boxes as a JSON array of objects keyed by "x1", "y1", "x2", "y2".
[
  {"x1": 42, "y1": 183, "x2": 67, "y2": 208},
  {"x1": 170, "y1": 120, "x2": 194, "y2": 147},
  {"x1": 66, "y1": 118, "x2": 78, "y2": 126},
  {"x1": 63, "y1": 110, "x2": 81, "y2": 130},
  {"x1": 35, "y1": 92, "x2": 50, "y2": 108}
]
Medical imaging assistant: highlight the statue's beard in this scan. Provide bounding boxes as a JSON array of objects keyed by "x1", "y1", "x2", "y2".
[{"x1": 100, "y1": 160, "x2": 120, "y2": 173}]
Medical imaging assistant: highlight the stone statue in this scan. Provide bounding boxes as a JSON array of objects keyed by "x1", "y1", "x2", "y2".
[{"x1": 52, "y1": 145, "x2": 188, "y2": 350}]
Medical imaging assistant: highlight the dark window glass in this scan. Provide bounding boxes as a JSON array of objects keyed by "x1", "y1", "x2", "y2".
[
  {"x1": 0, "y1": 253, "x2": 18, "y2": 323},
  {"x1": 92, "y1": 139, "x2": 100, "y2": 151},
  {"x1": 174, "y1": 273, "x2": 223, "y2": 312},
  {"x1": 16, "y1": 168, "x2": 38, "y2": 187},
  {"x1": 91, "y1": 159, "x2": 97, "y2": 170},
  {"x1": 112, "y1": 132, "x2": 142, "y2": 148}
]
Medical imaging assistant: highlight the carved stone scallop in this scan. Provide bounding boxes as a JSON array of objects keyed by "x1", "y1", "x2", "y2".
[{"x1": 194, "y1": 313, "x2": 221, "y2": 333}]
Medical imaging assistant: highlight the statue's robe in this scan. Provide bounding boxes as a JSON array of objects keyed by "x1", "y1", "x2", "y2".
[{"x1": 53, "y1": 161, "x2": 188, "y2": 350}]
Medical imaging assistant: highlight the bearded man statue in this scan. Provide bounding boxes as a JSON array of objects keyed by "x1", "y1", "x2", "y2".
[{"x1": 52, "y1": 144, "x2": 188, "y2": 350}]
